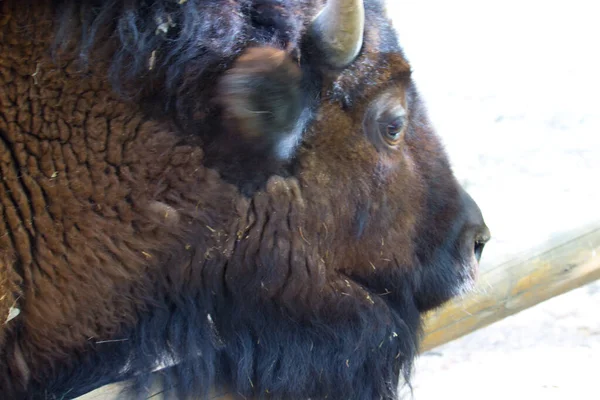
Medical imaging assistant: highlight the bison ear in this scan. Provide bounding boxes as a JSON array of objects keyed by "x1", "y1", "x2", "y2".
[{"x1": 217, "y1": 47, "x2": 304, "y2": 160}]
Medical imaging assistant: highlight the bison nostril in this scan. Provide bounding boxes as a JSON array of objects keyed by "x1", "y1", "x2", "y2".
[
  {"x1": 474, "y1": 240, "x2": 485, "y2": 263},
  {"x1": 473, "y1": 227, "x2": 491, "y2": 263}
]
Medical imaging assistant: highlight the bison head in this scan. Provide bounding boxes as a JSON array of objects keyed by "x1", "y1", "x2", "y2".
[{"x1": 0, "y1": 0, "x2": 489, "y2": 398}]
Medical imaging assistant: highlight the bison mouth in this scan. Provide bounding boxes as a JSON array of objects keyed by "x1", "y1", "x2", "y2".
[{"x1": 341, "y1": 240, "x2": 487, "y2": 318}]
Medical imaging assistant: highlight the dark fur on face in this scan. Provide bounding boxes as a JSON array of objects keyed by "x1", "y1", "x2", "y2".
[{"x1": 0, "y1": 0, "x2": 488, "y2": 399}]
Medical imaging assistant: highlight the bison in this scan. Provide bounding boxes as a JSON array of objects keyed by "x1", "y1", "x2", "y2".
[{"x1": 0, "y1": 0, "x2": 490, "y2": 398}]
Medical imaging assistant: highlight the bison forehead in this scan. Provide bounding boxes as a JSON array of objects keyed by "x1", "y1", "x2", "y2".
[{"x1": 329, "y1": 2, "x2": 412, "y2": 107}]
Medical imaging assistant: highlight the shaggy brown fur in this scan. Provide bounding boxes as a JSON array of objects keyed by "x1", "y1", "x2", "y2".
[
  {"x1": 0, "y1": 0, "x2": 489, "y2": 398},
  {"x1": 0, "y1": 0, "x2": 236, "y2": 385}
]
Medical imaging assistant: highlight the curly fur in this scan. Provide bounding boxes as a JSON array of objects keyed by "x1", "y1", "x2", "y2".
[
  {"x1": 52, "y1": 0, "x2": 311, "y2": 123},
  {"x1": 0, "y1": 0, "x2": 488, "y2": 399}
]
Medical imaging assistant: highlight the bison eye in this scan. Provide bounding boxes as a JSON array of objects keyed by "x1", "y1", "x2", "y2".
[
  {"x1": 378, "y1": 107, "x2": 406, "y2": 147},
  {"x1": 364, "y1": 90, "x2": 408, "y2": 151},
  {"x1": 381, "y1": 115, "x2": 405, "y2": 144}
]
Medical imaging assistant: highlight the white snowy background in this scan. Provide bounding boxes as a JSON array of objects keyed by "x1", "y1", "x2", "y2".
[{"x1": 386, "y1": 1, "x2": 600, "y2": 399}]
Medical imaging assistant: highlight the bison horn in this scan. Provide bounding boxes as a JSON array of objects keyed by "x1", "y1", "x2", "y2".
[{"x1": 310, "y1": 0, "x2": 365, "y2": 68}]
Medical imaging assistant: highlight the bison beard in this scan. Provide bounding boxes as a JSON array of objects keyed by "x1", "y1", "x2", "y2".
[
  {"x1": 38, "y1": 271, "x2": 420, "y2": 399},
  {"x1": 0, "y1": 0, "x2": 489, "y2": 399}
]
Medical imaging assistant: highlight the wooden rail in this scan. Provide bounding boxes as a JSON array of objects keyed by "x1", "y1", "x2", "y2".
[{"x1": 420, "y1": 225, "x2": 600, "y2": 351}]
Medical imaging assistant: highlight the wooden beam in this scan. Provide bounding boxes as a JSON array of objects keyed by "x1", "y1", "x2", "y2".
[{"x1": 420, "y1": 225, "x2": 600, "y2": 352}]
